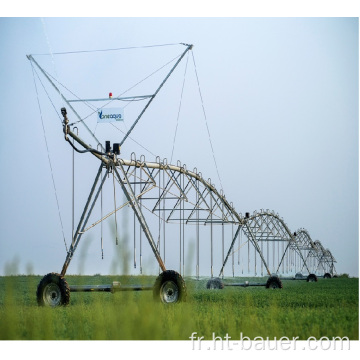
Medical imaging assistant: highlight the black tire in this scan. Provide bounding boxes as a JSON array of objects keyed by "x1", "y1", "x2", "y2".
[
  {"x1": 266, "y1": 276, "x2": 283, "y2": 289},
  {"x1": 295, "y1": 272, "x2": 303, "y2": 279},
  {"x1": 36, "y1": 272, "x2": 70, "y2": 307},
  {"x1": 306, "y1": 273, "x2": 318, "y2": 282},
  {"x1": 153, "y1": 270, "x2": 187, "y2": 304},
  {"x1": 206, "y1": 278, "x2": 224, "y2": 290},
  {"x1": 324, "y1": 273, "x2": 332, "y2": 279}
]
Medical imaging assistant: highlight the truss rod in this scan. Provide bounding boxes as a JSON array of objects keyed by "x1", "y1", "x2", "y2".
[
  {"x1": 243, "y1": 221, "x2": 271, "y2": 276},
  {"x1": 114, "y1": 162, "x2": 166, "y2": 272},
  {"x1": 119, "y1": 44, "x2": 193, "y2": 147},
  {"x1": 61, "y1": 164, "x2": 107, "y2": 276},
  {"x1": 68, "y1": 95, "x2": 153, "y2": 102},
  {"x1": 27, "y1": 55, "x2": 103, "y2": 150},
  {"x1": 218, "y1": 225, "x2": 242, "y2": 277}
]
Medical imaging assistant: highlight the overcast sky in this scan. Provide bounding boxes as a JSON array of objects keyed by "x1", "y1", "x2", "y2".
[{"x1": 0, "y1": 16, "x2": 358, "y2": 277}]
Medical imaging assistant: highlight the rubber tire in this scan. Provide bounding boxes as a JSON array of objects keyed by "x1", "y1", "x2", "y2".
[
  {"x1": 295, "y1": 272, "x2": 303, "y2": 279},
  {"x1": 153, "y1": 270, "x2": 187, "y2": 303},
  {"x1": 306, "y1": 273, "x2": 318, "y2": 282},
  {"x1": 324, "y1": 273, "x2": 332, "y2": 279},
  {"x1": 36, "y1": 272, "x2": 70, "y2": 307},
  {"x1": 206, "y1": 278, "x2": 224, "y2": 290},
  {"x1": 266, "y1": 276, "x2": 283, "y2": 289}
]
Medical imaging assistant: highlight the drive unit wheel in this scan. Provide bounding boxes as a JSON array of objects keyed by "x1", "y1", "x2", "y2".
[
  {"x1": 306, "y1": 273, "x2": 318, "y2": 282},
  {"x1": 266, "y1": 275, "x2": 283, "y2": 289},
  {"x1": 153, "y1": 270, "x2": 187, "y2": 304},
  {"x1": 206, "y1": 277, "x2": 224, "y2": 289},
  {"x1": 36, "y1": 272, "x2": 70, "y2": 307}
]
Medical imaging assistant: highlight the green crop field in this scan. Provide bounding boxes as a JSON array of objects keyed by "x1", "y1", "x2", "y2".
[{"x1": 0, "y1": 275, "x2": 358, "y2": 340}]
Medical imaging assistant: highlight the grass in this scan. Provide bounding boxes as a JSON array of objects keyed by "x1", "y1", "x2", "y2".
[{"x1": 0, "y1": 275, "x2": 358, "y2": 340}]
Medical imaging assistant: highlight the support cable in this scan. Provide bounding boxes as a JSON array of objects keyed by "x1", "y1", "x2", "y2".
[
  {"x1": 41, "y1": 18, "x2": 65, "y2": 110},
  {"x1": 41, "y1": 70, "x2": 97, "y2": 114},
  {"x1": 28, "y1": 54, "x2": 103, "y2": 150},
  {"x1": 110, "y1": 123, "x2": 156, "y2": 157},
  {"x1": 30, "y1": 64, "x2": 68, "y2": 253},
  {"x1": 31, "y1": 65, "x2": 62, "y2": 125},
  {"x1": 170, "y1": 52, "x2": 189, "y2": 163},
  {"x1": 32, "y1": 43, "x2": 182, "y2": 56},
  {"x1": 119, "y1": 45, "x2": 192, "y2": 147},
  {"x1": 191, "y1": 52, "x2": 224, "y2": 191},
  {"x1": 62, "y1": 52, "x2": 185, "y2": 125}
]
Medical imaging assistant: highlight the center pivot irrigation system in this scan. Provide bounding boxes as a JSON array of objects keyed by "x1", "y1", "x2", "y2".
[{"x1": 28, "y1": 43, "x2": 337, "y2": 307}]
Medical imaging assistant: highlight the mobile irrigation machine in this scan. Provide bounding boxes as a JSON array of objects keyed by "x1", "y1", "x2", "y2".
[{"x1": 28, "y1": 43, "x2": 337, "y2": 307}]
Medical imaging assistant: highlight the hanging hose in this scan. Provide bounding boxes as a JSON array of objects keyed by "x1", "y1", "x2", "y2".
[
  {"x1": 272, "y1": 241, "x2": 275, "y2": 274},
  {"x1": 112, "y1": 165, "x2": 119, "y2": 246},
  {"x1": 210, "y1": 188, "x2": 213, "y2": 278},
  {"x1": 65, "y1": 136, "x2": 106, "y2": 156},
  {"x1": 221, "y1": 201, "x2": 224, "y2": 278},
  {"x1": 254, "y1": 240, "x2": 257, "y2": 276},
  {"x1": 72, "y1": 127, "x2": 78, "y2": 249},
  {"x1": 179, "y1": 173, "x2": 182, "y2": 275},
  {"x1": 163, "y1": 162, "x2": 166, "y2": 267},
  {"x1": 157, "y1": 157, "x2": 161, "y2": 274},
  {"x1": 181, "y1": 205, "x2": 185, "y2": 277},
  {"x1": 282, "y1": 240, "x2": 284, "y2": 273},
  {"x1": 195, "y1": 170, "x2": 199, "y2": 280},
  {"x1": 240, "y1": 230, "x2": 243, "y2": 274},
  {"x1": 261, "y1": 235, "x2": 264, "y2": 276},
  {"x1": 248, "y1": 237, "x2": 250, "y2": 273},
  {"x1": 133, "y1": 158, "x2": 137, "y2": 269},
  {"x1": 98, "y1": 144, "x2": 104, "y2": 260},
  {"x1": 139, "y1": 157, "x2": 144, "y2": 274}
]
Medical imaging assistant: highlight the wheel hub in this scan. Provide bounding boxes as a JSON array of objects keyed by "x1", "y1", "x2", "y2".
[
  {"x1": 43, "y1": 283, "x2": 61, "y2": 307},
  {"x1": 160, "y1": 280, "x2": 179, "y2": 303}
]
